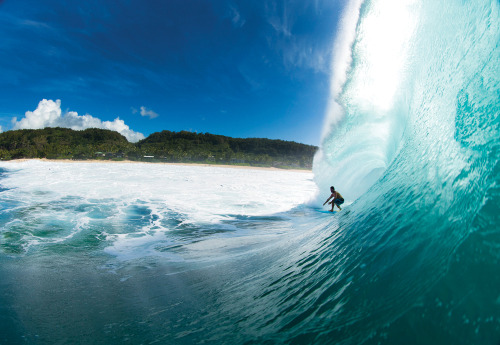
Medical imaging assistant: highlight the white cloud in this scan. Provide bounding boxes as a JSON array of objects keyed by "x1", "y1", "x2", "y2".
[
  {"x1": 139, "y1": 106, "x2": 159, "y2": 119},
  {"x1": 12, "y1": 99, "x2": 145, "y2": 142},
  {"x1": 284, "y1": 40, "x2": 331, "y2": 73},
  {"x1": 229, "y1": 5, "x2": 245, "y2": 28},
  {"x1": 263, "y1": 1, "x2": 331, "y2": 74},
  {"x1": 265, "y1": 1, "x2": 292, "y2": 37}
]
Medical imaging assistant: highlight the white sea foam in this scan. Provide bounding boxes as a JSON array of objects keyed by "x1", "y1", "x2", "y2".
[{"x1": 0, "y1": 160, "x2": 317, "y2": 259}]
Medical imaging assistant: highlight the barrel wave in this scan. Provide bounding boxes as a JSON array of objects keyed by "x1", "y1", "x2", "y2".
[
  {"x1": 298, "y1": 0, "x2": 500, "y2": 343},
  {"x1": 0, "y1": 0, "x2": 498, "y2": 344},
  {"x1": 201, "y1": 0, "x2": 499, "y2": 343}
]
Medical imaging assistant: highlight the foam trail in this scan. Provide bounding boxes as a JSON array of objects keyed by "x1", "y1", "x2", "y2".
[{"x1": 0, "y1": 160, "x2": 317, "y2": 259}]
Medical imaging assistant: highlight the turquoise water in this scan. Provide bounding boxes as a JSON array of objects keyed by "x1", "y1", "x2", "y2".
[
  {"x1": 312, "y1": 0, "x2": 500, "y2": 343},
  {"x1": 1, "y1": 0, "x2": 499, "y2": 344}
]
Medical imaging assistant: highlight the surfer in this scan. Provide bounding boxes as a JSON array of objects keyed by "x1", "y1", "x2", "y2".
[{"x1": 323, "y1": 186, "x2": 344, "y2": 211}]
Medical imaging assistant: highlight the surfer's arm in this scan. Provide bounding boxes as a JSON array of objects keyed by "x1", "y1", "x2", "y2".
[{"x1": 323, "y1": 194, "x2": 333, "y2": 205}]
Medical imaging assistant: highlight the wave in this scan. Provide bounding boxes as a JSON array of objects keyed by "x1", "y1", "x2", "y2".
[
  {"x1": 220, "y1": 0, "x2": 500, "y2": 343},
  {"x1": 0, "y1": 1, "x2": 498, "y2": 344}
]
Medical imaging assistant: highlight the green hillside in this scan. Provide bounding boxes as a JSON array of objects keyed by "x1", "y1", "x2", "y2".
[{"x1": 0, "y1": 128, "x2": 317, "y2": 169}]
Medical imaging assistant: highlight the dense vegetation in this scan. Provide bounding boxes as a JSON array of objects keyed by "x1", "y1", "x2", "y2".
[{"x1": 0, "y1": 128, "x2": 317, "y2": 169}]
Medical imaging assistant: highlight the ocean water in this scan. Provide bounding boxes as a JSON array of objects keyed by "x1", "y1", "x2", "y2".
[
  {"x1": 0, "y1": 161, "x2": 321, "y2": 344},
  {"x1": 1, "y1": 0, "x2": 499, "y2": 344}
]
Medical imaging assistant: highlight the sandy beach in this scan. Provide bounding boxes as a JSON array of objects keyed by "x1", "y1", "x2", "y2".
[{"x1": 3, "y1": 158, "x2": 312, "y2": 173}]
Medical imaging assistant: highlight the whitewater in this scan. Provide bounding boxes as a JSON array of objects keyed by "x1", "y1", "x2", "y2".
[{"x1": 1, "y1": 0, "x2": 499, "y2": 344}]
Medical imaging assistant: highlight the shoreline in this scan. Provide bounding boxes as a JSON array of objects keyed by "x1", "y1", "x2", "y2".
[{"x1": 2, "y1": 158, "x2": 312, "y2": 173}]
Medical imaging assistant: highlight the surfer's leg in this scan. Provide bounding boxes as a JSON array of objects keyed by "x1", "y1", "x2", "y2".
[{"x1": 334, "y1": 199, "x2": 342, "y2": 211}]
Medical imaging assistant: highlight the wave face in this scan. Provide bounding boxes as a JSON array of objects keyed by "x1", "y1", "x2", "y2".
[{"x1": 306, "y1": 0, "x2": 499, "y2": 343}]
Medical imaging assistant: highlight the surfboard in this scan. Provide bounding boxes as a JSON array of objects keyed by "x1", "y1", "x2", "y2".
[{"x1": 317, "y1": 209, "x2": 337, "y2": 214}]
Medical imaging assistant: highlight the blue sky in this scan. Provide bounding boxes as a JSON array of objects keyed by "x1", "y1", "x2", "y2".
[{"x1": 0, "y1": 0, "x2": 344, "y2": 145}]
